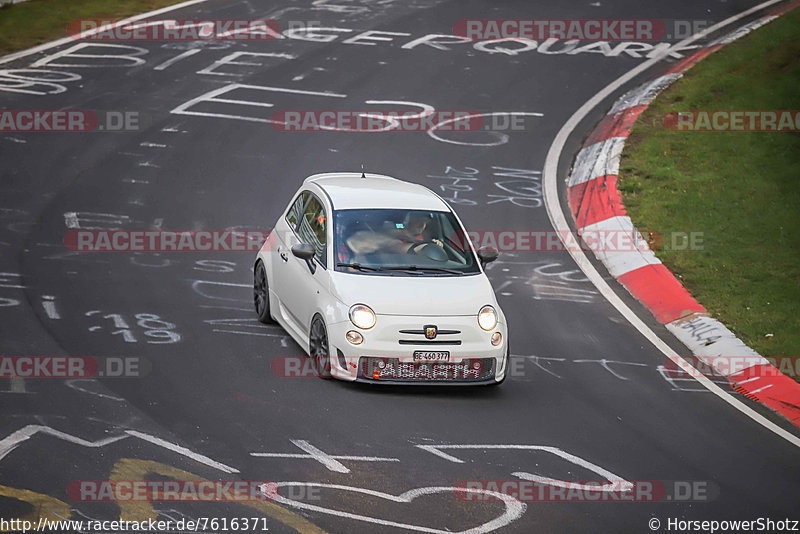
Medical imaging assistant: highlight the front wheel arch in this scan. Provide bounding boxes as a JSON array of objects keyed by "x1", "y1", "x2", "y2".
[
  {"x1": 309, "y1": 314, "x2": 332, "y2": 379},
  {"x1": 253, "y1": 260, "x2": 272, "y2": 324}
]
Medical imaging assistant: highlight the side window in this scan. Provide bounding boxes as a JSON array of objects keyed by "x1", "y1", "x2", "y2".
[
  {"x1": 286, "y1": 192, "x2": 308, "y2": 230},
  {"x1": 297, "y1": 195, "x2": 327, "y2": 268}
]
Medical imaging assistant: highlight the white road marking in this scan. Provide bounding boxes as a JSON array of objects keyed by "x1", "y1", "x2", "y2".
[
  {"x1": 266, "y1": 482, "x2": 526, "y2": 534},
  {"x1": 0, "y1": 376, "x2": 29, "y2": 395},
  {"x1": 63, "y1": 212, "x2": 79, "y2": 228},
  {"x1": 0, "y1": 425, "x2": 239, "y2": 473},
  {"x1": 427, "y1": 112, "x2": 543, "y2": 146},
  {"x1": 541, "y1": 0, "x2": 800, "y2": 448},
  {"x1": 197, "y1": 51, "x2": 296, "y2": 76},
  {"x1": 126, "y1": 430, "x2": 239, "y2": 473},
  {"x1": 748, "y1": 384, "x2": 775, "y2": 395},
  {"x1": 416, "y1": 444, "x2": 632, "y2": 493},
  {"x1": 251, "y1": 440, "x2": 399, "y2": 473},
  {"x1": 344, "y1": 100, "x2": 434, "y2": 132},
  {"x1": 41, "y1": 295, "x2": 60, "y2": 319},
  {"x1": 0, "y1": 69, "x2": 80, "y2": 96},
  {"x1": 190, "y1": 279, "x2": 250, "y2": 301},
  {"x1": 415, "y1": 445, "x2": 462, "y2": 463},
  {"x1": 737, "y1": 376, "x2": 762, "y2": 385},
  {"x1": 572, "y1": 359, "x2": 648, "y2": 380},
  {"x1": 153, "y1": 49, "x2": 201, "y2": 71},
  {"x1": 199, "y1": 305, "x2": 252, "y2": 312},
  {"x1": 30, "y1": 43, "x2": 149, "y2": 69},
  {"x1": 289, "y1": 440, "x2": 348, "y2": 473},
  {"x1": 530, "y1": 284, "x2": 596, "y2": 303},
  {"x1": 204, "y1": 318, "x2": 273, "y2": 328},
  {"x1": 171, "y1": 84, "x2": 346, "y2": 124},
  {"x1": 0, "y1": 425, "x2": 127, "y2": 461},
  {"x1": 521, "y1": 355, "x2": 567, "y2": 379},
  {"x1": 0, "y1": 272, "x2": 24, "y2": 289},
  {"x1": 211, "y1": 328, "x2": 284, "y2": 337},
  {"x1": 64, "y1": 212, "x2": 133, "y2": 230},
  {"x1": 656, "y1": 365, "x2": 717, "y2": 392},
  {"x1": 66, "y1": 379, "x2": 126, "y2": 402}
]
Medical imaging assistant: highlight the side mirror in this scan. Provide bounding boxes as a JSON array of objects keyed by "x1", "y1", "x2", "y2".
[
  {"x1": 477, "y1": 248, "x2": 498, "y2": 266},
  {"x1": 291, "y1": 243, "x2": 317, "y2": 273},
  {"x1": 291, "y1": 243, "x2": 315, "y2": 260}
]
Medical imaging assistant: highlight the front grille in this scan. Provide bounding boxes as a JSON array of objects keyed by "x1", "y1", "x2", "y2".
[
  {"x1": 397, "y1": 328, "x2": 461, "y2": 345},
  {"x1": 357, "y1": 357, "x2": 495, "y2": 382},
  {"x1": 398, "y1": 339, "x2": 461, "y2": 345},
  {"x1": 398, "y1": 329, "x2": 461, "y2": 335}
]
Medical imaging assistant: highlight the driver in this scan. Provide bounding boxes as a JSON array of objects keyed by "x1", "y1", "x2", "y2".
[
  {"x1": 346, "y1": 211, "x2": 444, "y2": 255},
  {"x1": 394, "y1": 212, "x2": 444, "y2": 251}
]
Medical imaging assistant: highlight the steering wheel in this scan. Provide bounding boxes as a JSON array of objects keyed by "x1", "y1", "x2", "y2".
[{"x1": 406, "y1": 240, "x2": 439, "y2": 255}]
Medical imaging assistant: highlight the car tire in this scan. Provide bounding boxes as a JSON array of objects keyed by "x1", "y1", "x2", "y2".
[
  {"x1": 254, "y1": 261, "x2": 272, "y2": 324},
  {"x1": 309, "y1": 314, "x2": 332, "y2": 379}
]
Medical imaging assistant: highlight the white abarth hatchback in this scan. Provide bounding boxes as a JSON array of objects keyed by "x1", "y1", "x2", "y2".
[{"x1": 253, "y1": 172, "x2": 508, "y2": 385}]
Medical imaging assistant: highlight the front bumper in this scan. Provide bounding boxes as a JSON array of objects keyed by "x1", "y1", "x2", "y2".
[
  {"x1": 354, "y1": 356, "x2": 497, "y2": 384},
  {"x1": 327, "y1": 314, "x2": 508, "y2": 384}
]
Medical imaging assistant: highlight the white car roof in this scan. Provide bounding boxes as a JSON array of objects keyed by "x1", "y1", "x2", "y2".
[{"x1": 304, "y1": 172, "x2": 450, "y2": 211}]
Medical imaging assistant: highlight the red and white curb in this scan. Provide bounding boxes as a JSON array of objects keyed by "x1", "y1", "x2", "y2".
[{"x1": 566, "y1": 2, "x2": 800, "y2": 426}]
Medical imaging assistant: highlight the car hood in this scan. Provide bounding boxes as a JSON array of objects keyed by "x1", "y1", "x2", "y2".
[{"x1": 329, "y1": 272, "x2": 497, "y2": 316}]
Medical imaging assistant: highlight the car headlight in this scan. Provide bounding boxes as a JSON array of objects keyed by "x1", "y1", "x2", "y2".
[
  {"x1": 478, "y1": 305, "x2": 497, "y2": 331},
  {"x1": 349, "y1": 304, "x2": 376, "y2": 329}
]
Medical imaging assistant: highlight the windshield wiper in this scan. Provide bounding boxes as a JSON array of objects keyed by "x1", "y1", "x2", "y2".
[
  {"x1": 336, "y1": 262, "x2": 382, "y2": 272},
  {"x1": 383, "y1": 266, "x2": 464, "y2": 275},
  {"x1": 378, "y1": 265, "x2": 424, "y2": 276}
]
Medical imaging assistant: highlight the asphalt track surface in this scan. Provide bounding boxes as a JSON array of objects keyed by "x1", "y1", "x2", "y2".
[{"x1": 1, "y1": 0, "x2": 799, "y2": 532}]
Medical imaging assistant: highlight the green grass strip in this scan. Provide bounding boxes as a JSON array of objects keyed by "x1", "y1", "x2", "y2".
[
  {"x1": 620, "y1": 8, "x2": 800, "y2": 377},
  {"x1": 0, "y1": 0, "x2": 186, "y2": 57}
]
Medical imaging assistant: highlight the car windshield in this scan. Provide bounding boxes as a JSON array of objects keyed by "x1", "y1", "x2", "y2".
[{"x1": 333, "y1": 208, "x2": 481, "y2": 276}]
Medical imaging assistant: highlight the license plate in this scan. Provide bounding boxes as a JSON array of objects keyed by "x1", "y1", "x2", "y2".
[{"x1": 413, "y1": 351, "x2": 450, "y2": 361}]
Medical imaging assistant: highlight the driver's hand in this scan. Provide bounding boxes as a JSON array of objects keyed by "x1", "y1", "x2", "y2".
[{"x1": 432, "y1": 238, "x2": 444, "y2": 248}]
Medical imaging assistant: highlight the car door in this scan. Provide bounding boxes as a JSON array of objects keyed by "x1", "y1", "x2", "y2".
[
  {"x1": 272, "y1": 191, "x2": 307, "y2": 330},
  {"x1": 274, "y1": 191, "x2": 330, "y2": 337}
]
